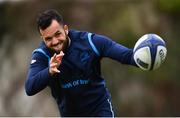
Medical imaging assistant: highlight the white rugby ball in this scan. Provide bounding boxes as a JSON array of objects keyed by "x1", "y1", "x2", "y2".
[{"x1": 133, "y1": 34, "x2": 167, "y2": 71}]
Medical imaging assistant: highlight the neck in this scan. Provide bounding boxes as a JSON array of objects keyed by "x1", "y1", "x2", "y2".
[
  {"x1": 63, "y1": 36, "x2": 71, "y2": 53},
  {"x1": 67, "y1": 36, "x2": 71, "y2": 47}
]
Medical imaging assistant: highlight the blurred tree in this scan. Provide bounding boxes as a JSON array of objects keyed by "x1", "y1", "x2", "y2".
[{"x1": 0, "y1": 0, "x2": 180, "y2": 116}]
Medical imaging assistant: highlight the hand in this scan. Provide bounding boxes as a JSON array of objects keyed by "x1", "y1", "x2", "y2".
[{"x1": 49, "y1": 51, "x2": 64, "y2": 76}]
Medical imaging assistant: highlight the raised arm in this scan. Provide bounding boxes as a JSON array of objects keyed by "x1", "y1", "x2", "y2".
[{"x1": 91, "y1": 33, "x2": 137, "y2": 66}]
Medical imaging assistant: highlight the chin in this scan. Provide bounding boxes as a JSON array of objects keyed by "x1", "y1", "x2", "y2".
[
  {"x1": 54, "y1": 46, "x2": 63, "y2": 53},
  {"x1": 49, "y1": 48, "x2": 60, "y2": 53},
  {"x1": 54, "y1": 49, "x2": 62, "y2": 53}
]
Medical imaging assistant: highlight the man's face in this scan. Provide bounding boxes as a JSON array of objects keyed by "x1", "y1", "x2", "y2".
[{"x1": 40, "y1": 20, "x2": 68, "y2": 53}]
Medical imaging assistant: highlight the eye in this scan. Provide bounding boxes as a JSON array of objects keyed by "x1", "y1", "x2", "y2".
[
  {"x1": 45, "y1": 37, "x2": 52, "y2": 42},
  {"x1": 54, "y1": 32, "x2": 61, "y2": 38}
]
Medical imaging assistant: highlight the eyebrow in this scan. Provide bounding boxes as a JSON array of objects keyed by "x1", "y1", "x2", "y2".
[
  {"x1": 55, "y1": 30, "x2": 61, "y2": 35},
  {"x1": 44, "y1": 30, "x2": 60, "y2": 40}
]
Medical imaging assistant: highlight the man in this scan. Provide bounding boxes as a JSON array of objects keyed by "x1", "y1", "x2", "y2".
[{"x1": 25, "y1": 9, "x2": 137, "y2": 117}]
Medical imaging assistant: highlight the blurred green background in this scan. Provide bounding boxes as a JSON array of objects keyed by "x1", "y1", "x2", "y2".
[{"x1": 0, "y1": 0, "x2": 180, "y2": 116}]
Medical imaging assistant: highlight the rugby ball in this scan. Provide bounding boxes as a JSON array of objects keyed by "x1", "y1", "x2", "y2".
[{"x1": 133, "y1": 34, "x2": 167, "y2": 71}]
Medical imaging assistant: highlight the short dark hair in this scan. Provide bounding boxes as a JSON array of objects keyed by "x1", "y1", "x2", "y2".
[{"x1": 36, "y1": 9, "x2": 64, "y2": 32}]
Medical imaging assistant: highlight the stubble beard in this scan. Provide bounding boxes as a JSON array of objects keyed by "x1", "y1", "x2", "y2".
[{"x1": 53, "y1": 36, "x2": 69, "y2": 54}]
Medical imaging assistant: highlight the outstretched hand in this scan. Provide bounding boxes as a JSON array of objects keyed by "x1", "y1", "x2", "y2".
[{"x1": 49, "y1": 51, "x2": 64, "y2": 76}]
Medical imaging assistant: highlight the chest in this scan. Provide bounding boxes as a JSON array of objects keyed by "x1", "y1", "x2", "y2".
[{"x1": 59, "y1": 41, "x2": 99, "y2": 77}]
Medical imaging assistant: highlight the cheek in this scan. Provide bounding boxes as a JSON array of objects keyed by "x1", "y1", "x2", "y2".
[
  {"x1": 59, "y1": 32, "x2": 66, "y2": 40},
  {"x1": 44, "y1": 41, "x2": 51, "y2": 47},
  {"x1": 59, "y1": 35, "x2": 67, "y2": 41}
]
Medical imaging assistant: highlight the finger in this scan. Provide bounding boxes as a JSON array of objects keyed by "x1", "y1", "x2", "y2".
[
  {"x1": 56, "y1": 55, "x2": 64, "y2": 61},
  {"x1": 51, "y1": 53, "x2": 57, "y2": 62},
  {"x1": 52, "y1": 68, "x2": 60, "y2": 73},
  {"x1": 60, "y1": 51, "x2": 64, "y2": 56},
  {"x1": 53, "y1": 53, "x2": 57, "y2": 60},
  {"x1": 56, "y1": 51, "x2": 64, "y2": 57},
  {"x1": 50, "y1": 54, "x2": 55, "y2": 62},
  {"x1": 53, "y1": 53, "x2": 56, "y2": 58},
  {"x1": 50, "y1": 63, "x2": 58, "y2": 68},
  {"x1": 56, "y1": 51, "x2": 64, "y2": 61}
]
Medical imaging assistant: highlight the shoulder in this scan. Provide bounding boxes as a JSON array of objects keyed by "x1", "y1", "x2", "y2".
[
  {"x1": 68, "y1": 29, "x2": 90, "y2": 41},
  {"x1": 31, "y1": 42, "x2": 51, "y2": 62}
]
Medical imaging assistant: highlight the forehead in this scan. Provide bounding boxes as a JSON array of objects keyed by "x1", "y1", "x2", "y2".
[{"x1": 40, "y1": 20, "x2": 63, "y2": 37}]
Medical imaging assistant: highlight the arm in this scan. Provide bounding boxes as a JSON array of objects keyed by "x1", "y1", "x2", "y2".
[
  {"x1": 91, "y1": 33, "x2": 137, "y2": 66},
  {"x1": 25, "y1": 52, "x2": 52, "y2": 96}
]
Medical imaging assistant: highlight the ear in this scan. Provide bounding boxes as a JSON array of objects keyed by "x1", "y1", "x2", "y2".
[
  {"x1": 40, "y1": 35, "x2": 44, "y2": 40},
  {"x1": 64, "y1": 25, "x2": 69, "y2": 35},
  {"x1": 39, "y1": 29, "x2": 44, "y2": 39}
]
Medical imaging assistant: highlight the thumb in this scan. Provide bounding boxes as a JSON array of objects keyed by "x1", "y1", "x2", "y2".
[{"x1": 56, "y1": 51, "x2": 64, "y2": 61}]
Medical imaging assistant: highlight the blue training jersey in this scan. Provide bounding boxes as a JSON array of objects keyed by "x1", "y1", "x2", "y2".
[{"x1": 25, "y1": 30, "x2": 136, "y2": 116}]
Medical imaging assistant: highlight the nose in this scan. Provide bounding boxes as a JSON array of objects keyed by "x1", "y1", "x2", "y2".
[{"x1": 52, "y1": 37, "x2": 59, "y2": 45}]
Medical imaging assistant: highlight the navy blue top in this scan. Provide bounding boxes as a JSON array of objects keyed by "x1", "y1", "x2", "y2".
[{"x1": 25, "y1": 30, "x2": 136, "y2": 116}]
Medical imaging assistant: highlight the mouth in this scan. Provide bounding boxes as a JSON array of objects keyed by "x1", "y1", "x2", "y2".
[
  {"x1": 51, "y1": 42, "x2": 64, "y2": 51},
  {"x1": 53, "y1": 40, "x2": 63, "y2": 47}
]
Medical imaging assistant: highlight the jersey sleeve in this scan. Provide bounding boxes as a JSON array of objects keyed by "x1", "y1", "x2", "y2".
[
  {"x1": 25, "y1": 52, "x2": 52, "y2": 96},
  {"x1": 91, "y1": 33, "x2": 137, "y2": 66}
]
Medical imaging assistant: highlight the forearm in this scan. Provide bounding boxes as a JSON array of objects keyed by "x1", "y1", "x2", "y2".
[
  {"x1": 105, "y1": 43, "x2": 137, "y2": 66},
  {"x1": 25, "y1": 67, "x2": 51, "y2": 96}
]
